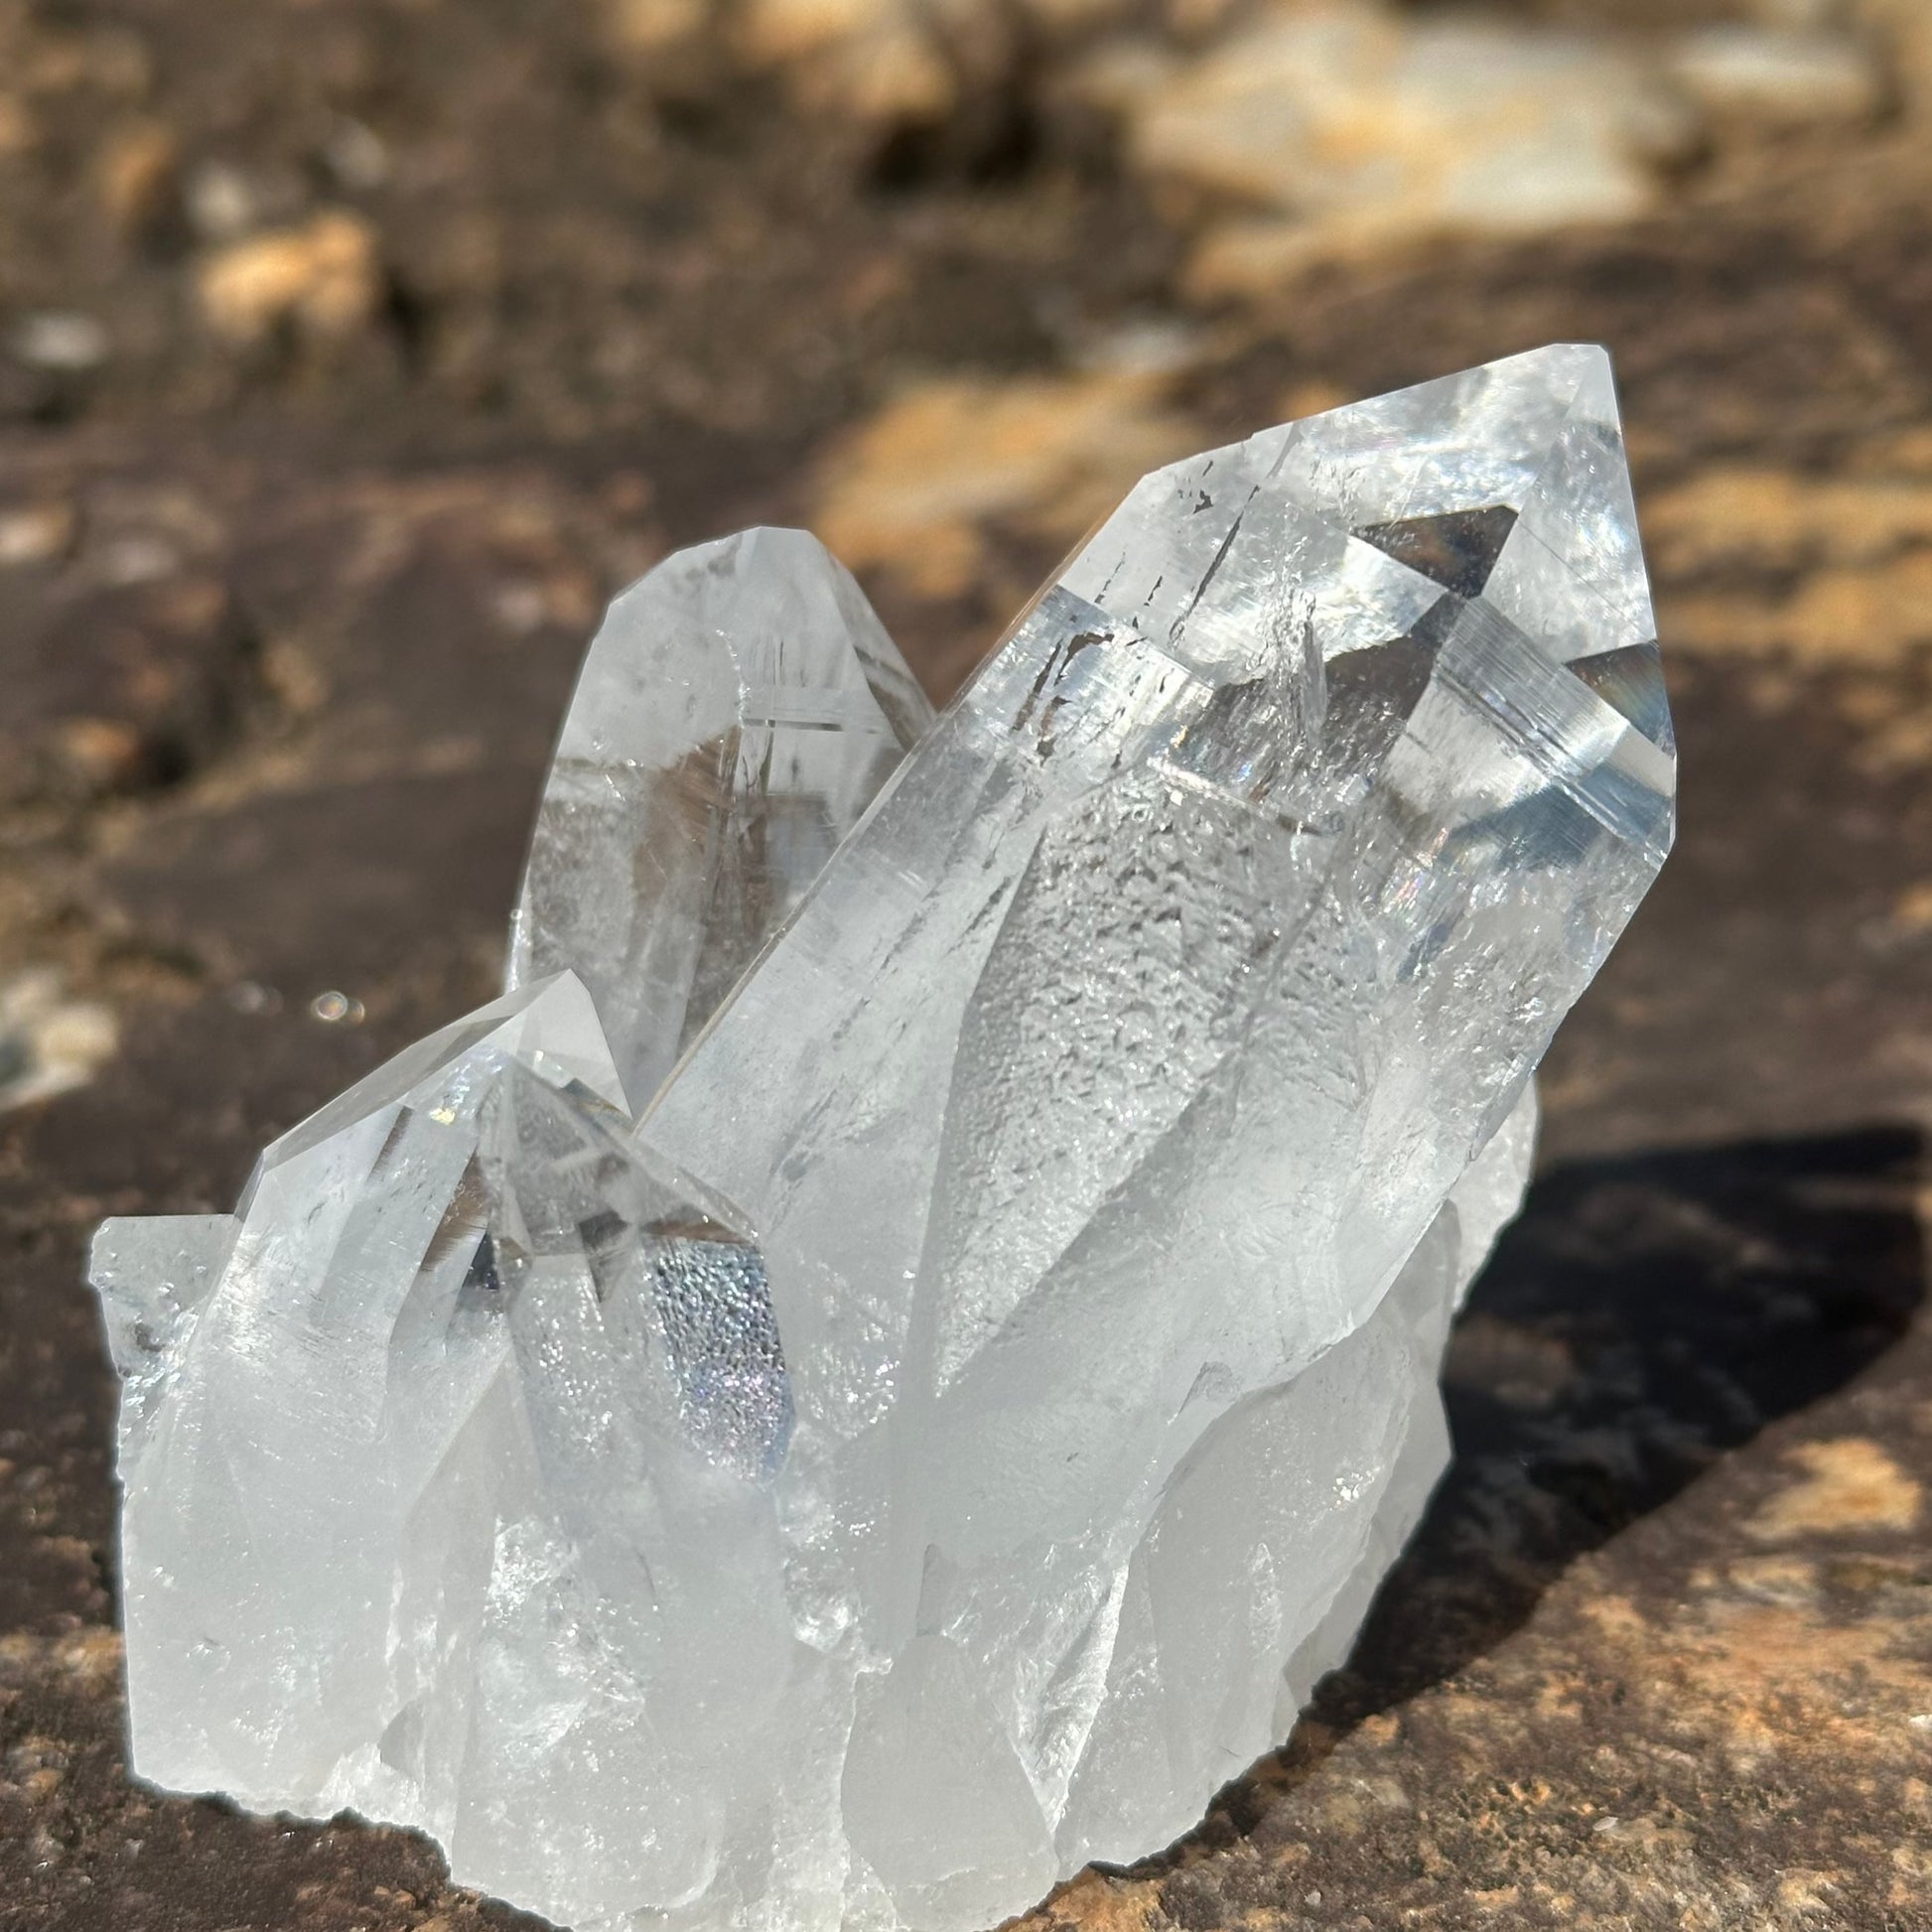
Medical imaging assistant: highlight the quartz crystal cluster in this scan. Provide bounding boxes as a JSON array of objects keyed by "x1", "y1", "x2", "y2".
[{"x1": 91, "y1": 346, "x2": 1673, "y2": 1932}]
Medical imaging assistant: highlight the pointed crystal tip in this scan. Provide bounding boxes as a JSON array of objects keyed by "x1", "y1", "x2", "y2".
[{"x1": 508, "y1": 525, "x2": 934, "y2": 1113}]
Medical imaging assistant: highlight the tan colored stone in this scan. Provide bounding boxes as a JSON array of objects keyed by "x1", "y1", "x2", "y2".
[
  {"x1": 96, "y1": 119, "x2": 178, "y2": 237},
  {"x1": 1850, "y1": 0, "x2": 1932, "y2": 115},
  {"x1": 1059, "y1": 37, "x2": 1181, "y2": 118},
  {"x1": 1666, "y1": 549, "x2": 1932, "y2": 667},
  {"x1": 1648, "y1": 466, "x2": 1932, "y2": 576},
  {"x1": 1749, "y1": 1439, "x2": 1924, "y2": 1541},
  {"x1": 810, "y1": 369, "x2": 1197, "y2": 597},
  {"x1": 0, "y1": 969, "x2": 118, "y2": 1113},
  {"x1": 0, "y1": 1627, "x2": 124, "y2": 1688},
  {"x1": 1888, "y1": 880, "x2": 1932, "y2": 934},
  {"x1": 57, "y1": 719, "x2": 147, "y2": 791},
  {"x1": 829, "y1": 24, "x2": 953, "y2": 124},
  {"x1": 0, "y1": 91, "x2": 32, "y2": 158},
  {"x1": 197, "y1": 210, "x2": 383, "y2": 347},
  {"x1": 1650, "y1": 456, "x2": 1932, "y2": 766},
  {"x1": 1275, "y1": 377, "x2": 1350, "y2": 420},
  {"x1": 10, "y1": 313, "x2": 110, "y2": 372},
  {"x1": 0, "y1": 503, "x2": 76, "y2": 569},
  {"x1": 1185, "y1": 217, "x2": 1338, "y2": 302},
  {"x1": 737, "y1": 0, "x2": 954, "y2": 123},
  {"x1": 1017, "y1": 1867, "x2": 1158, "y2": 1932},
  {"x1": 1123, "y1": 3, "x2": 1697, "y2": 292},
  {"x1": 1666, "y1": 26, "x2": 1885, "y2": 128},
  {"x1": 739, "y1": 0, "x2": 887, "y2": 62},
  {"x1": 603, "y1": 0, "x2": 713, "y2": 55}
]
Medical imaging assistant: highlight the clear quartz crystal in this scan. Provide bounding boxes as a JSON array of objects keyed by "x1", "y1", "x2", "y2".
[
  {"x1": 92, "y1": 346, "x2": 1672, "y2": 1932},
  {"x1": 507, "y1": 524, "x2": 934, "y2": 1110}
]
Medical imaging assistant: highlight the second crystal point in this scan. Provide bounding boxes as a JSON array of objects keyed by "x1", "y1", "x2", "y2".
[{"x1": 508, "y1": 524, "x2": 934, "y2": 1111}]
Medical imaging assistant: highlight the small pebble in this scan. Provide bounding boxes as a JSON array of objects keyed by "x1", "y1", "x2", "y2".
[
  {"x1": 97, "y1": 533, "x2": 182, "y2": 585},
  {"x1": 0, "y1": 970, "x2": 118, "y2": 1113},
  {"x1": 325, "y1": 118, "x2": 390, "y2": 192},
  {"x1": 185, "y1": 159, "x2": 259, "y2": 239},
  {"x1": 10, "y1": 312, "x2": 110, "y2": 372},
  {"x1": 0, "y1": 504, "x2": 75, "y2": 568},
  {"x1": 198, "y1": 210, "x2": 383, "y2": 346},
  {"x1": 1667, "y1": 26, "x2": 1882, "y2": 125},
  {"x1": 97, "y1": 120, "x2": 180, "y2": 236}
]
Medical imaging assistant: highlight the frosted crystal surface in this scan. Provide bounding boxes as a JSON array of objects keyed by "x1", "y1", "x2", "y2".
[
  {"x1": 92, "y1": 346, "x2": 1671, "y2": 1932},
  {"x1": 508, "y1": 524, "x2": 933, "y2": 1108}
]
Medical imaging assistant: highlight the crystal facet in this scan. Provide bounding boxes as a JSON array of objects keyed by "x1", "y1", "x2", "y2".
[
  {"x1": 92, "y1": 346, "x2": 1672, "y2": 1932},
  {"x1": 508, "y1": 524, "x2": 934, "y2": 1109}
]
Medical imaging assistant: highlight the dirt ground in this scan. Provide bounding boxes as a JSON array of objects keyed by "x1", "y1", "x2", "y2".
[{"x1": 4, "y1": 2, "x2": 1932, "y2": 1928}]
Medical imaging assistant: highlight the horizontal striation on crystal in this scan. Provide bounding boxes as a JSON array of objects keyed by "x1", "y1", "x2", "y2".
[{"x1": 93, "y1": 346, "x2": 1671, "y2": 1932}]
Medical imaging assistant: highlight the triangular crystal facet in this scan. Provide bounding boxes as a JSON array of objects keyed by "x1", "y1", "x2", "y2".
[{"x1": 1354, "y1": 504, "x2": 1519, "y2": 595}]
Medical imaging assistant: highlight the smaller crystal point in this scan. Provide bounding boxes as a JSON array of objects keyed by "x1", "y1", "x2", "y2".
[
  {"x1": 88, "y1": 970, "x2": 784, "y2": 1925},
  {"x1": 507, "y1": 526, "x2": 934, "y2": 1112},
  {"x1": 90, "y1": 1213, "x2": 237, "y2": 1379}
]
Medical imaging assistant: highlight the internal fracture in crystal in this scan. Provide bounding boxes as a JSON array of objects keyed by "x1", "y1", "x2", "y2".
[{"x1": 92, "y1": 345, "x2": 1673, "y2": 1932}]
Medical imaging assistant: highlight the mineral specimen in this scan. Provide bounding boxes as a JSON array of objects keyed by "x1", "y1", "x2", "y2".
[{"x1": 91, "y1": 345, "x2": 1673, "y2": 1932}]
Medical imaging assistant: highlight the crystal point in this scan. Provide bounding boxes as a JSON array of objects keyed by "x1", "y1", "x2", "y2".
[
  {"x1": 508, "y1": 525, "x2": 934, "y2": 1112},
  {"x1": 94, "y1": 346, "x2": 1671, "y2": 1932}
]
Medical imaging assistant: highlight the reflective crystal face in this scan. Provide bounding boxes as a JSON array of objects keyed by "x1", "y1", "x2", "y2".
[
  {"x1": 92, "y1": 346, "x2": 1672, "y2": 1932},
  {"x1": 508, "y1": 524, "x2": 935, "y2": 1111}
]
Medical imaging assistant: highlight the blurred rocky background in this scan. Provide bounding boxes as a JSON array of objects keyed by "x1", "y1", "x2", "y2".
[{"x1": 5, "y1": 2, "x2": 1932, "y2": 1928}]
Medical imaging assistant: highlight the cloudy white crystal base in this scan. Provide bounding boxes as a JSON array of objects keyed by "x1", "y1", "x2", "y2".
[{"x1": 91, "y1": 345, "x2": 1671, "y2": 1932}]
